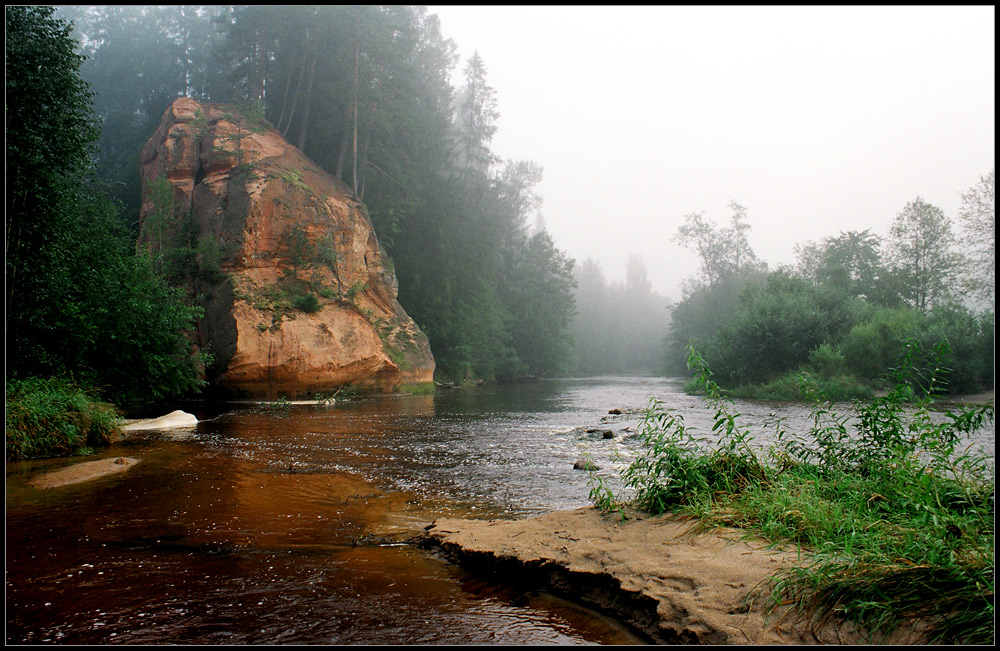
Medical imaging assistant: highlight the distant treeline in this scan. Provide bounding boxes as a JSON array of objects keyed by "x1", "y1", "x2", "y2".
[
  {"x1": 570, "y1": 256, "x2": 672, "y2": 375},
  {"x1": 51, "y1": 5, "x2": 576, "y2": 383},
  {"x1": 666, "y1": 195, "x2": 994, "y2": 396}
]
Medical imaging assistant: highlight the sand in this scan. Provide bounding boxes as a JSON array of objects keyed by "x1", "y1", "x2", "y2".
[
  {"x1": 27, "y1": 456, "x2": 139, "y2": 489},
  {"x1": 422, "y1": 507, "x2": 930, "y2": 645}
]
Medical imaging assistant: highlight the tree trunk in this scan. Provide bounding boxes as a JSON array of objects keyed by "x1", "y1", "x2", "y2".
[
  {"x1": 295, "y1": 53, "x2": 317, "y2": 153},
  {"x1": 279, "y1": 45, "x2": 309, "y2": 138},
  {"x1": 335, "y1": 127, "x2": 351, "y2": 181},
  {"x1": 352, "y1": 14, "x2": 360, "y2": 195}
]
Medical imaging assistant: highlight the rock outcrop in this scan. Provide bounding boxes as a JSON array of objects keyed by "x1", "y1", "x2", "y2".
[{"x1": 139, "y1": 97, "x2": 434, "y2": 398}]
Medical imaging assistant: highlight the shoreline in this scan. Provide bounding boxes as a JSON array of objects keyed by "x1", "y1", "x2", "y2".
[{"x1": 420, "y1": 507, "x2": 931, "y2": 645}]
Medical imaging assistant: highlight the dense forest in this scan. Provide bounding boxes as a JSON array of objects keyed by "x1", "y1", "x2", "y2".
[
  {"x1": 666, "y1": 192, "x2": 994, "y2": 397},
  {"x1": 6, "y1": 6, "x2": 206, "y2": 409}
]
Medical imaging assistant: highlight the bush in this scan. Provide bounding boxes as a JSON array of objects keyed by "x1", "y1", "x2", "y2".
[
  {"x1": 808, "y1": 343, "x2": 846, "y2": 379},
  {"x1": 839, "y1": 306, "x2": 923, "y2": 382},
  {"x1": 681, "y1": 272, "x2": 864, "y2": 386},
  {"x1": 727, "y1": 371, "x2": 874, "y2": 403},
  {"x1": 6, "y1": 377, "x2": 122, "y2": 460},
  {"x1": 920, "y1": 306, "x2": 994, "y2": 393},
  {"x1": 293, "y1": 291, "x2": 321, "y2": 313}
]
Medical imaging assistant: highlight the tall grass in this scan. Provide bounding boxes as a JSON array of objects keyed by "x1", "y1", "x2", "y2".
[
  {"x1": 6, "y1": 377, "x2": 122, "y2": 460},
  {"x1": 591, "y1": 342, "x2": 994, "y2": 644}
]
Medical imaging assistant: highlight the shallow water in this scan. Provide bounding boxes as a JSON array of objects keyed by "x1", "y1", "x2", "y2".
[{"x1": 6, "y1": 376, "x2": 993, "y2": 644}]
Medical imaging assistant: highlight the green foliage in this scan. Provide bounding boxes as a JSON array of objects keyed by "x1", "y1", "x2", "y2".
[
  {"x1": 669, "y1": 260, "x2": 992, "y2": 396},
  {"x1": 712, "y1": 273, "x2": 855, "y2": 384},
  {"x1": 676, "y1": 272, "x2": 863, "y2": 386},
  {"x1": 666, "y1": 274, "x2": 759, "y2": 375},
  {"x1": 345, "y1": 281, "x2": 367, "y2": 302},
  {"x1": 673, "y1": 202, "x2": 767, "y2": 290},
  {"x1": 6, "y1": 6, "x2": 206, "y2": 410},
  {"x1": 282, "y1": 223, "x2": 314, "y2": 278},
  {"x1": 194, "y1": 234, "x2": 227, "y2": 283},
  {"x1": 887, "y1": 197, "x2": 959, "y2": 312},
  {"x1": 279, "y1": 167, "x2": 310, "y2": 193},
  {"x1": 249, "y1": 277, "x2": 329, "y2": 326},
  {"x1": 595, "y1": 346, "x2": 995, "y2": 644},
  {"x1": 920, "y1": 306, "x2": 994, "y2": 394},
  {"x1": 143, "y1": 174, "x2": 176, "y2": 255},
  {"x1": 807, "y1": 343, "x2": 846, "y2": 379},
  {"x1": 955, "y1": 169, "x2": 995, "y2": 306},
  {"x1": 838, "y1": 306, "x2": 922, "y2": 381},
  {"x1": 669, "y1": 191, "x2": 991, "y2": 398},
  {"x1": 6, "y1": 377, "x2": 123, "y2": 460},
  {"x1": 726, "y1": 371, "x2": 874, "y2": 403},
  {"x1": 293, "y1": 292, "x2": 321, "y2": 314},
  {"x1": 502, "y1": 230, "x2": 577, "y2": 375}
]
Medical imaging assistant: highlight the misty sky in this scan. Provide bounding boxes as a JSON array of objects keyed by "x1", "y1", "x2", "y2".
[{"x1": 429, "y1": 5, "x2": 996, "y2": 300}]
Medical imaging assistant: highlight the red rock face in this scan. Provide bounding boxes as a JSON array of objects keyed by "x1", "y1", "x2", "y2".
[{"x1": 139, "y1": 98, "x2": 434, "y2": 398}]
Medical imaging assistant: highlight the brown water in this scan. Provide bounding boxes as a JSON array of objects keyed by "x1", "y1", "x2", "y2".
[{"x1": 6, "y1": 376, "x2": 993, "y2": 644}]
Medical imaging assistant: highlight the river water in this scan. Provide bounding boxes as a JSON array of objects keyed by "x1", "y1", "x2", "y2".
[{"x1": 5, "y1": 376, "x2": 993, "y2": 644}]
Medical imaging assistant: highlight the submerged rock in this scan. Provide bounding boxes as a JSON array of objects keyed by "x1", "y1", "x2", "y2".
[
  {"x1": 122, "y1": 410, "x2": 198, "y2": 431},
  {"x1": 139, "y1": 98, "x2": 434, "y2": 398},
  {"x1": 29, "y1": 457, "x2": 140, "y2": 489}
]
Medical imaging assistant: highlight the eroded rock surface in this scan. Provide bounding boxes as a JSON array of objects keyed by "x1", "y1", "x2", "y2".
[
  {"x1": 139, "y1": 98, "x2": 434, "y2": 398},
  {"x1": 422, "y1": 507, "x2": 931, "y2": 645}
]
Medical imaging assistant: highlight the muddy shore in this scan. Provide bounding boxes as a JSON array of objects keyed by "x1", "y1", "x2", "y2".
[{"x1": 421, "y1": 507, "x2": 930, "y2": 645}]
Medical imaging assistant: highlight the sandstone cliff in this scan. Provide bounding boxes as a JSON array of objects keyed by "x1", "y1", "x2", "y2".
[{"x1": 138, "y1": 97, "x2": 434, "y2": 398}]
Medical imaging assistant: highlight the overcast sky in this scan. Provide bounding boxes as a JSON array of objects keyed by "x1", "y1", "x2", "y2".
[{"x1": 428, "y1": 5, "x2": 995, "y2": 300}]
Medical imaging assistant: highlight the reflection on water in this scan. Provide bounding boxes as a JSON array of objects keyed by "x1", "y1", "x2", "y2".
[{"x1": 6, "y1": 376, "x2": 993, "y2": 644}]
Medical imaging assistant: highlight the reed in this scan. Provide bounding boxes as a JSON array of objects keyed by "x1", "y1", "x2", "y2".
[{"x1": 592, "y1": 342, "x2": 995, "y2": 644}]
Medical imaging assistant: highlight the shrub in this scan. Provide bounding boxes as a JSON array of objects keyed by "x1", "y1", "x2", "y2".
[
  {"x1": 293, "y1": 291, "x2": 321, "y2": 314},
  {"x1": 839, "y1": 306, "x2": 923, "y2": 381},
  {"x1": 808, "y1": 343, "x2": 846, "y2": 379},
  {"x1": 6, "y1": 377, "x2": 122, "y2": 460}
]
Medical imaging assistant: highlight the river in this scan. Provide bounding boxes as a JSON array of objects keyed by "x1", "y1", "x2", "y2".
[{"x1": 5, "y1": 376, "x2": 993, "y2": 644}]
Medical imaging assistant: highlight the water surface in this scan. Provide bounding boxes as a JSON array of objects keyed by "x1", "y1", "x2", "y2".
[{"x1": 6, "y1": 376, "x2": 992, "y2": 644}]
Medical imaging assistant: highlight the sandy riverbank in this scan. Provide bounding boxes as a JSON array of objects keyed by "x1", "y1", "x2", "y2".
[{"x1": 421, "y1": 507, "x2": 930, "y2": 645}]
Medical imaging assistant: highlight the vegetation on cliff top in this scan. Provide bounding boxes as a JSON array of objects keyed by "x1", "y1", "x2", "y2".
[{"x1": 591, "y1": 345, "x2": 995, "y2": 644}]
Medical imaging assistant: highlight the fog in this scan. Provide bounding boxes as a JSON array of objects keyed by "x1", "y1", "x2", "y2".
[{"x1": 430, "y1": 5, "x2": 996, "y2": 300}]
